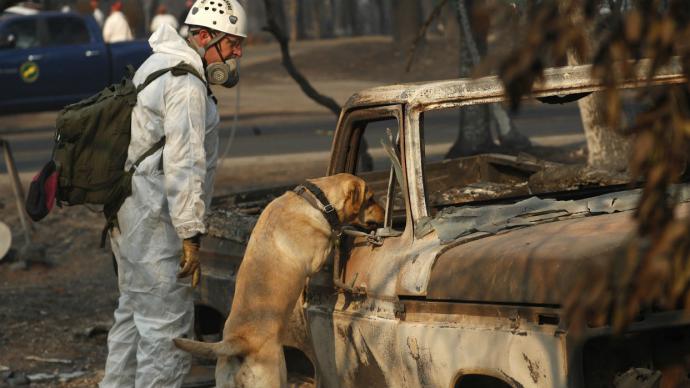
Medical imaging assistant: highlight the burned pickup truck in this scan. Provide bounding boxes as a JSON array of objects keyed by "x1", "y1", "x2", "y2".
[{"x1": 194, "y1": 61, "x2": 690, "y2": 388}]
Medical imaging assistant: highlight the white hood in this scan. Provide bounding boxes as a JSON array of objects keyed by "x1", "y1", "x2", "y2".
[{"x1": 147, "y1": 24, "x2": 205, "y2": 78}]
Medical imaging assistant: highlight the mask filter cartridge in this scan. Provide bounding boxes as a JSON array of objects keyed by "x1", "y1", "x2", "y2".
[{"x1": 206, "y1": 58, "x2": 239, "y2": 88}]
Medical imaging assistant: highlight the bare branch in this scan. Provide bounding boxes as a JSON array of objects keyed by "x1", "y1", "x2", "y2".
[
  {"x1": 262, "y1": 0, "x2": 341, "y2": 117},
  {"x1": 405, "y1": 0, "x2": 449, "y2": 72}
]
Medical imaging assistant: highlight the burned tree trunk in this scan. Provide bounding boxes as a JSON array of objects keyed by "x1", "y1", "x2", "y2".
[
  {"x1": 445, "y1": 0, "x2": 530, "y2": 158},
  {"x1": 445, "y1": 0, "x2": 493, "y2": 158},
  {"x1": 566, "y1": 3, "x2": 631, "y2": 173},
  {"x1": 568, "y1": 56, "x2": 632, "y2": 172}
]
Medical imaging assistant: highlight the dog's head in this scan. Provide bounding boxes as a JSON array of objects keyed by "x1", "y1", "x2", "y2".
[{"x1": 310, "y1": 173, "x2": 384, "y2": 230}]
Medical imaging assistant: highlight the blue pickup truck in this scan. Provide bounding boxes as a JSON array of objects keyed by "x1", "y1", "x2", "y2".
[{"x1": 0, "y1": 10, "x2": 151, "y2": 114}]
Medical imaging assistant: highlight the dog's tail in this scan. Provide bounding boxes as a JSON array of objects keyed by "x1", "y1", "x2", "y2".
[{"x1": 174, "y1": 337, "x2": 243, "y2": 360}]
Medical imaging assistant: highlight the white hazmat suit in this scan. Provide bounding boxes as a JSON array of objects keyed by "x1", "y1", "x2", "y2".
[
  {"x1": 102, "y1": 10, "x2": 133, "y2": 43},
  {"x1": 99, "y1": 24, "x2": 219, "y2": 388}
]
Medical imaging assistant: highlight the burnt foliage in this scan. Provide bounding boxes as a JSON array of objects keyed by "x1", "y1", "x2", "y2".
[{"x1": 496, "y1": 0, "x2": 690, "y2": 333}]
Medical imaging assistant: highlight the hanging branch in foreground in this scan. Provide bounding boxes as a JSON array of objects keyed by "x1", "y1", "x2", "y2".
[
  {"x1": 495, "y1": 0, "x2": 690, "y2": 333},
  {"x1": 262, "y1": 0, "x2": 341, "y2": 117}
]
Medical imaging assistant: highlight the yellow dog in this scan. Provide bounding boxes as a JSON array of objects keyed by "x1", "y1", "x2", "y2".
[{"x1": 175, "y1": 173, "x2": 385, "y2": 388}]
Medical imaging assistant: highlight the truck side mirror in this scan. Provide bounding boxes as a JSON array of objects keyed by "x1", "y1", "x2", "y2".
[{"x1": 0, "y1": 33, "x2": 16, "y2": 49}]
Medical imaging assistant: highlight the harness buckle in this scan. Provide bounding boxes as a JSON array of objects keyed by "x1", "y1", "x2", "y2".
[
  {"x1": 366, "y1": 234, "x2": 384, "y2": 247},
  {"x1": 323, "y1": 204, "x2": 335, "y2": 213}
]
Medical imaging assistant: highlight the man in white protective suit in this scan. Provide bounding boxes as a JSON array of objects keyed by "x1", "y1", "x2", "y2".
[
  {"x1": 102, "y1": 0, "x2": 133, "y2": 43},
  {"x1": 99, "y1": 0, "x2": 246, "y2": 387}
]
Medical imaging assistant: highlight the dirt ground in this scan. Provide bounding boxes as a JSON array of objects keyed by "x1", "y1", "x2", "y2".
[{"x1": 0, "y1": 36, "x2": 584, "y2": 387}]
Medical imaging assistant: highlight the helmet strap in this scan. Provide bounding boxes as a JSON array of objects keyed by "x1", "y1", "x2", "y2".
[
  {"x1": 187, "y1": 29, "x2": 226, "y2": 66},
  {"x1": 204, "y1": 32, "x2": 226, "y2": 51},
  {"x1": 214, "y1": 41, "x2": 227, "y2": 64}
]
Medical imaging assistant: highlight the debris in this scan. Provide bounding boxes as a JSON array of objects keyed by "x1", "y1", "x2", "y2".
[
  {"x1": 6, "y1": 372, "x2": 29, "y2": 386},
  {"x1": 82, "y1": 323, "x2": 111, "y2": 338},
  {"x1": 0, "y1": 364, "x2": 11, "y2": 380},
  {"x1": 8, "y1": 260, "x2": 28, "y2": 271},
  {"x1": 5, "y1": 243, "x2": 53, "y2": 271},
  {"x1": 25, "y1": 355, "x2": 73, "y2": 364},
  {"x1": 27, "y1": 372, "x2": 56, "y2": 383},
  {"x1": 58, "y1": 371, "x2": 87, "y2": 382},
  {"x1": 17, "y1": 243, "x2": 51, "y2": 266},
  {"x1": 613, "y1": 368, "x2": 661, "y2": 388},
  {"x1": 0, "y1": 221, "x2": 11, "y2": 260}
]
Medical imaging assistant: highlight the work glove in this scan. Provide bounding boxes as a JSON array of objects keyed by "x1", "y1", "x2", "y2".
[{"x1": 178, "y1": 234, "x2": 201, "y2": 288}]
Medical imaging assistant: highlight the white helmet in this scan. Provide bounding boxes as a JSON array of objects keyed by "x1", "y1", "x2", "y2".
[{"x1": 185, "y1": 0, "x2": 247, "y2": 38}]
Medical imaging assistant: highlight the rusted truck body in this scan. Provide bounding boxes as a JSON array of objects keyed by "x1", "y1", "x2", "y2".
[{"x1": 195, "y1": 60, "x2": 690, "y2": 388}]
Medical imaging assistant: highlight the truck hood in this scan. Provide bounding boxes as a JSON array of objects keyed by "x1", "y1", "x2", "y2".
[{"x1": 424, "y1": 190, "x2": 690, "y2": 306}]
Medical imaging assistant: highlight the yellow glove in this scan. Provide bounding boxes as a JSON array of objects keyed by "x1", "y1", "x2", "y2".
[{"x1": 178, "y1": 235, "x2": 201, "y2": 288}]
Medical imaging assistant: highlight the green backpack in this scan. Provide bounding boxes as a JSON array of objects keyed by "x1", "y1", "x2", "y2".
[{"x1": 53, "y1": 62, "x2": 204, "y2": 228}]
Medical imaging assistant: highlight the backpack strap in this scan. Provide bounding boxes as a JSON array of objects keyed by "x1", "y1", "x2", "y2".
[
  {"x1": 171, "y1": 62, "x2": 217, "y2": 105},
  {"x1": 129, "y1": 136, "x2": 166, "y2": 174},
  {"x1": 170, "y1": 63, "x2": 205, "y2": 84},
  {"x1": 136, "y1": 62, "x2": 207, "y2": 94},
  {"x1": 101, "y1": 136, "x2": 167, "y2": 248}
]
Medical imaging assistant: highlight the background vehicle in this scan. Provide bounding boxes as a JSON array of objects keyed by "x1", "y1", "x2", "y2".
[
  {"x1": 195, "y1": 61, "x2": 690, "y2": 388},
  {"x1": 0, "y1": 10, "x2": 150, "y2": 114}
]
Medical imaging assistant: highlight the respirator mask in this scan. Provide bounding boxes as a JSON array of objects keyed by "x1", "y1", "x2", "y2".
[
  {"x1": 188, "y1": 32, "x2": 240, "y2": 88},
  {"x1": 206, "y1": 58, "x2": 239, "y2": 88}
]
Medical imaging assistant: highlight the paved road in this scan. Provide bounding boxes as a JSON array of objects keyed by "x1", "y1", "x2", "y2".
[{"x1": 0, "y1": 102, "x2": 585, "y2": 174}]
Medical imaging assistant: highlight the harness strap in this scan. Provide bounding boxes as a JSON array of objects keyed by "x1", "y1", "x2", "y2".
[
  {"x1": 294, "y1": 181, "x2": 341, "y2": 233},
  {"x1": 136, "y1": 62, "x2": 206, "y2": 93}
]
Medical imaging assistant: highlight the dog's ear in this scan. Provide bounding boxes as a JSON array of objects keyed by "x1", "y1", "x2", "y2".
[
  {"x1": 344, "y1": 178, "x2": 366, "y2": 219},
  {"x1": 173, "y1": 338, "x2": 241, "y2": 359}
]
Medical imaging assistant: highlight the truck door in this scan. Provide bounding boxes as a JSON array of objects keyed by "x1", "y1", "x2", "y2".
[
  {"x1": 306, "y1": 106, "x2": 412, "y2": 388},
  {"x1": 39, "y1": 14, "x2": 109, "y2": 103},
  {"x1": 0, "y1": 16, "x2": 42, "y2": 111}
]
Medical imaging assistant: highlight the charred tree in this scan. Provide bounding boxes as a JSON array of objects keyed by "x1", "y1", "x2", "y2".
[
  {"x1": 445, "y1": 0, "x2": 530, "y2": 158},
  {"x1": 444, "y1": 0, "x2": 493, "y2": 158},
  {"x1": 568, "y1": 5, "x2": 631, "y2": 173}
]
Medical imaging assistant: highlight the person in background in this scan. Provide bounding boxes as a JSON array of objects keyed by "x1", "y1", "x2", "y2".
[
  {"x1": 91, "y1": 0, "x2": 104, "y2": 28},
  {"x1": 102, "y1": 0, "x2": 133, "y2": 43},
  {"x1": 150, "y1": 4, "x2": 178, "y2": 33},
  {"x1": 177, "y1": 0, "x2": 194, "y2": 37}
]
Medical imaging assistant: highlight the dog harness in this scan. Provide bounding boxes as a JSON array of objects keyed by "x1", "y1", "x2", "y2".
[{"x1": 293, "y1": 182, "x2": 342, "y2": 234}]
